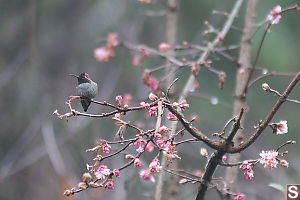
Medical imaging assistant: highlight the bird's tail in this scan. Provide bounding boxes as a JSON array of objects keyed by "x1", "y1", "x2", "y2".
[{"x1": 81, "y1": 98, "x2": 91, "y2": 112}]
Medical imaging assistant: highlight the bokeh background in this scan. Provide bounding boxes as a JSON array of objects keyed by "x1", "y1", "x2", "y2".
[{"x1": 0, "y1": 0, "x2": 299, "y2": 200}]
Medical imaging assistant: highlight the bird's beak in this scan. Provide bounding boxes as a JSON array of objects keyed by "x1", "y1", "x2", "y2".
[{"x1": 69, "y1": 74, "x2": 79, "y2": 78}]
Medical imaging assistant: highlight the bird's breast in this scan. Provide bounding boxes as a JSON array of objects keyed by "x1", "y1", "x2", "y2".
[{"x1": 76, "y1": 82, "x2": 98, "y2": 98}]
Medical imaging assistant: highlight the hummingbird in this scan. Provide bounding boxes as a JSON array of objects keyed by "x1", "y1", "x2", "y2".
[{"x1": 69, "y1": 72, "x2": 98, "y2": 112}]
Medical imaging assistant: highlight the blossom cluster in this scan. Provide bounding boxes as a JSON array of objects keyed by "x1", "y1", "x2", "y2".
[{"x1": 94, "y1": 33, "x2": 119, "y2": 62}]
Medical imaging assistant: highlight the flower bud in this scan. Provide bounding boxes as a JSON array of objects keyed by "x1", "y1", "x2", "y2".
[
  {"x1": 262, "y1": 83, "x2": 271, "y2": 91},
  {"x1": 78, "y1": 182, "x2": 87, "y2": 190},
  {"x1": 82, "y1": 172, "x2": 92, "y2": 182},
  {"x1": 179, "y1": 178, "x2": 188, "y2": 184},
  {"x1": 148, "y1": 92, "x2": 158, "y2": 101},
  {"x1": 64, "y1": 190, "x2": 72, "y2": 196}
]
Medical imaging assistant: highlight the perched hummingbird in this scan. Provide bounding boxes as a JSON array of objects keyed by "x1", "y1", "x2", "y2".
[{"x1": 70, "y1": 72, "x2": 98, "y2": 112}]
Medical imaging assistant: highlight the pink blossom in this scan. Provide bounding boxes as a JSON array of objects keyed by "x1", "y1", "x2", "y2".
[
  {"x1": 148, "y1": 92, "x2": 158, "y2": 101},
  {"x1": 244, "y1": 170, "x2": 254, "y2": 180},
  {"x1": 148, "y1": 76, "x2": 159, "y2": 91},
  {"x1": 144, "y1": 103, "x2": 150, "y2": 109},
  {"x1": 163, "y1": 142, "x2": 181, "y2": 160},
  {"x1": 115, "y1": 95, "x2": 123, "y2": 106},
  {"x1": 106, "y1": 180, "x2": 114, "y2": 189},
  {"x1": 240, "y1": 161, "x2": 252, "y2": 171},
  {"x1": 95, "y1": 165, "x2": 111, "y2": 180},
  {"x1": 193, "y1": 170, "x2": 202, "y2": 177},
  {"x1": 125, "y1": 154, "x2": 134, "y2": 159},
  {"x1": 134, "y1": 158, "x2": 143, "y2": 167},
  {"x1": 104, "y1": 143, "x2": 111, "y2": 154},
  {"x1": 114, "y1": 113, "x2": 121, "y2": 119},
  {"x1": 123, "y1": 94, "x2": 132, "y2": 106},
  {"x1": 179, "y1": 178, "x2": 188, "y2": 184},
  {"x1": 259, "y1": 150, "x2": 278, "y2": 168},
  {"x1": 154, "y1": 132, "x2": 162, "y2": 139},
  {"x1": 200, "y1": 148, "x2": 208, "y2": 157},
  {"x1": 167, "y1": 112, "x2": 178, "y2": 121},
  {"x1": 272, "y1": 120, "x2": 288, "y2": 135},
  {"x1": 140, "y1": 170, "x2": 155, "y2": 182},
  {"x1": 158, "y1": 43, "x2": 171, "y2": 51},
  {"x1": 133, "y1": 137, "x2": 147, "y2": 153},
  {"x1": 149, "y1": 106, "x2": 157, "y2": 117},
  {"x1": 158, "y1": 126, "x2": 169, "y2": 133},
  {"x1": 240, "y1": 161, "x2": 254, "y2": 180},
  {"x1": 156, "y1": 139, "x2": 166, "y2": 149},
  {"x1": 94, "y1": 46, "x2": 112, "y2": 62},
  {"x1": 138, "y1": 0, "x2": 151, "y2": 4},
  {"x1": 222, "y1": 155, "x2": 227, "y2": 161},
  {"x1": 268, "y1": 5, "x2": 282, "y2": 24},
  {"x1": 136, "y1": 145, "x2": 144, "y2": 153},
  {"x1": 217, "y1": 34, "x2": 224, "y2": 41},
  {"x1": 132, "y1": 55, "x2": 142, "y2": 67},
  {"x1": 234, "y1": 193, "x2": 246, "y2": 200},
  {"x1": 107, "y1": 33, "x2": 118, "y2": 47},
  {"x1": 149, "y1": 158, "x2": 161, "y2": 173},
  {"x1": 113, "y1": 169, "x2": 120, "y2": 177},
  {"x1": 279, "y1": 159, "x2": 289, "y2": 168},
  {"x1": 140, "y1": 48, "x2": 150, "y2": 57},
  {"x1": 239, "y1": 68, "x2": 245, "y2": 75},
  {"x1": 178, "y1": 100, "x2": 189, "y2": 110},
  {"x1": 145, "y1": 143, "x2": 155, "y2": 152}
]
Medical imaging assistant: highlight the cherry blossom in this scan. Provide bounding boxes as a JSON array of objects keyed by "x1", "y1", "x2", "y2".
[
  {"x1": 140, "y1": 170, "x2": 155, "y2": 182},
  {"x1": 134, "y1": 158, "x2": 143, "y2": 167},
  {"x1": 103, "y1": 143, "x2": 111, "y2": 154},
  {"x1": 167, "y1": 112, "x2": 178, "y2": 121},
  {"x1": 95, "y1": 165, "x2": 111, "y2": 180},
  {"x1": 267, "y1": 5, "x2": 282, "y2": 24},
  {"x1": 158, "y1": 43, "x2": 171, "y2": 51},
  {"x1": 259, "y1": 150, "x2": 278, "y2": 168},
  {"x1": 115, "y1": 95, "x2": 123, "y2": 106},
  {"x1": 149, "y1": 158, "x2": 161, "y2": 173},
  {"x1": 234, "y1": 193, "x2": 246, "y2": 200}
]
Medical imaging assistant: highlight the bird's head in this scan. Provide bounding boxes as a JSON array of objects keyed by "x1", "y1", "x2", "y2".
[{"x1": 69, "y1": 72, "x2": 91, "y2": 84}]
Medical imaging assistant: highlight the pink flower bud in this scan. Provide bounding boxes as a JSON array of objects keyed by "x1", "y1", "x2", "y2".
[
  {"x1": 140, "y1": 48, "x2": 150, "y2": 57},
  {"x1": 234, "y1": 193, "x2": 246, "y2": 200},
  {"x1": 217, "y1": 34, "x2": 224, "y2": 41},
  {"x1": 149, "y1": 158, "x2": 161, "y2": 173},
  {"x1": 138, "y1": 0, "x2": 151, "y2": 4},
  {"x1": 132, "y1": 55, "x2": 142, "y2": 67},
  {"x1": 113, "y1": 169, "x2": 120, "y2": 177},
  {"x1": 107, "y1": 33, "x2": 118, "y2": 47},
  {"x1": 179, "y1": 178, "x2": 188, "y2": 184},
  {"x1": 158, "y1": 43, "x2": 171, "y2": 51},
  {"x1": 158, "y1": 126, "x2": 169, "y2": 133},
  {"x1": 114, "y1": 113, "x2": 121, "y2": 119},
  {"x1": 167, "y1": 112, "x2": 177, "y2": 121},
  {"x1": 106, "y1": 180, "x2": 114, "y2": 189},
  {"x1": 200, "y1": 148, "x2": 208, "y2": 157},
  {"x1": 125, "y1": 154, "x2": 134, "y2": 159},
  {"x1": 145, "y1": 143, "x2": 155, "y2": 152},
  {"x1": 115, "y1": 95, "x2": 123, "y2": 106},
  {"x1": 134, "y1": 158, "x2": 143, "y2": 167},
  {"x1": 148, "y1": 92, "x2": 158, "y2": 101},
  {"x1": 156, "y1": 139, "x2": 166, "y2": 149},
  {"x1": 103, "y1": 143, "x2": 111, "y2": 154},
  {"x1": 139, "y1": 170, "x2": 155, "y2": 182},
  {"x1": 123, "y1": 94, "x2": 133, "y2": 106},
  {"x1": 222, "y1": 155, "x2": 227, "y2": 161},
  {"x1": 94, "y1": 46, "x2": 111, "y2": 62}
]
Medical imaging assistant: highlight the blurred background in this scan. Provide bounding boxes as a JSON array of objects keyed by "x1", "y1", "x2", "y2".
[{"x1": 0, "y1": 0, "x2": 299, "y2": 199}]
